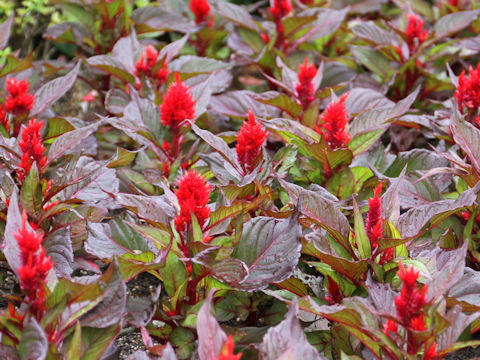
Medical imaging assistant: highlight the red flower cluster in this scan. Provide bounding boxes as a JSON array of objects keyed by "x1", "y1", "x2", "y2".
[
  {"x1": 17, "y1": 119, "x2": 47, "y2": 183},
  {"x1": 174, "y1": 170, "x2": 212, "y2": 232},
  {"x1": 4, "y1": 77, "x2": 35, "y2": 115},
  {"x1": 216, "y1": 335, "x2": 242, "y2": 360},
  {"x1": 296, "y1": 57, "x2": 317, "y2": 108},
  {"x1": 14, "y1": 211, "x2": 54, "y2": 310},
  {"x1": 405, "y1": 14, "x2": 428, "y2": 54},
  {"x1": 325, "y1": 276, "x2": 343, "y2": 304},
  {"x1": 318, "y1": 93, "x2": 350, "y2": 149},
  {"x1": 455, "y1": 63, "x2": 480, "y2": 124},
  {"x1": 190, "y1": 0, "x2": 213, "y2": 26},
  {"x1": 135, "y1": 45, "x2": 170, "y2": 86},
  {"x1": 269, "y1": 0, "x2": 293, "y2": 20},
  {"x1": 160, "y1": 72, "x2": 196, "y2": 128},
  {"x1": 366, "y1": 183, "x2": 383, "y2": 248},
  {"x1": 236, "y1": 109, "x2": 269, "y2": 173},
  {"x1": 383, "y1": 262, "x2": 436, "y2": 356}
]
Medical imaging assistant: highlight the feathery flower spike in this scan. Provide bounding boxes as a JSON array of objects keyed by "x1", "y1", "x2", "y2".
[
  {"x1": 405, "y1": 14, "x2": 428, "y2": 54},
  {"x1": 135, "y1": 45, "x2": 158, "y2": 77},
  {"x1": 236, "y1": 109, "x2": 269, "y2": 173},
  {"x1": 296, "y1": 57, "x2": 317, "y2": 108},
  {"x1": 190, "y1": 0, "x2": 212, "y2": 25},
  {"x1": 269, "y1": 0, "x2": 292, "y2": 20},
  {"x1": 4, "y1": 77, "x2": 34, "y2": 115},
  {"x1": 366, "y1": 183, "x2": 383, "y2": 248},
  {"x1": 455, "y1": 63, "x2": 480, "y2": 123},
  {"x1": 160, "y1": 72, "x2": 196, "y2": 128},
  {"x1": 175, "y1": 170, "x2": 211, "y2": 233},
  {"x1": 0, "y1": 104, "x2": 8, "y2": 132},
  {"x1": 320, "y1": 93, "x2": 350, "y2": 149},
  {"x1": 17, "y1": 118, "x2": 47, "y2": 183},
  {"x1": 14, "y1": 211, "x2": 54, "y2": 305}
]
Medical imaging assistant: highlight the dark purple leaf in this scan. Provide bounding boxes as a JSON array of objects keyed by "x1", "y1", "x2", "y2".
[
  {"x1": 451, "y1": 107, "x2": 480, "y2": 175},
  {"x1": 258, "y1": 299, "x2": 323, "y2": 360},
  {"x1": 158, "y1": 34, "x2": 189, "y2": 63},
  {"x1": 18, "y1": 317, "x2": 48, "y2": 360},
  {"x1": 30, "y1": 62, "x2": 81, "y2": 116},
  {"x1": 437, "y1": 305, "x2": 480, "y2": 351},
  {"x1": 125, "y1": 285, "x2": 161, "y2": 327},
  {"x1": 105, "y1": 89, "x2": 130, "y2": 115},
  {"x1": 87, "y1": 55, "x2": 135, "y2": 85},
  {"x1": 212, "y1": 258, "x2": 249, "y2": 285},
  {"x1": 397, "y1": 182, "x2": 480, "y2": 238},
  {"x1": 81, "y1": 259, "x2": 127, "y2": 328},
  {"x1": 0, "y1": 14, "x2": 13, "y2": 50},
  {"x1": 43, "y1": 22, "x2": 90, "y2": 46},
  {"x1": 112, "y1": 30, "x2": 141, "y2": 72},
  {"x1": 232, "y1": 211, "x2": 302, "y2": 291},
  {"x1": 197, "y1": 290, "x2": 228, "y2": 360},
  {"x1": 3, "y1": 192, "x2": 24, "y2": 278},
  {"x1": 0, "y1": 345, "x2": 19, "y2": 360},
  {"x1": 115, "y1": 193, "x2": 175, "y2": 225},
  {"x1": 352, "y1": 21, "x2": 396, "y2": 46},
  {"x1": 47, "y1": 122, "x2": 103, "y2": 163},
  {"x1": 448, "y1": 268, "x2": 480, "y2": 311},
  {"x1": 85, "y1": 222, "x2": 127, "y2": 259},
  {"x1": 132, "y1": 7, "x2": 195, "y2": 34},
  {"x1": 210, "y1": 90, "x2": 281, "y2": 118},
  {"x1": 214, "y1": 1, "x2": 259, "y2": 31},
  {"x1": 434, "y1": 10, "x2": 480, "y2": 39},
  {"x1": 43, "y1": 228, "x2": 74, "y2": 279}
]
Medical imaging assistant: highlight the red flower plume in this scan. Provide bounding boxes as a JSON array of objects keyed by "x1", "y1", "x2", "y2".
[
  {"x1": 455, "y1": 63, "x2": 480, "y2": 123},
  {"x1": 4, "y1": 77, "x2": 35, "y2": 115},
  {"x1": 17, "y1": 118, "x2": 47, "y2": 183},
  {"x1": 160, "y1": 72, "x2": 196, "y2": 128},
  {"x1": 405, "y1": 14, "x2": 428, "y2": 54},
  {"x1": 216, "y1": 335, "x2": 242, "y2": 360},
  {"x1": 296, "y1": 57, "x2": 317, "y2": 108},
  {"x1": 270, "y1": 0, "x2": 292, "y2": 20},
  {"x1": 190, "y1": 0, "x2": 212, "y2": 25},
  {"x1": 236, "y1": 109, "x2": 269, "y2": 173},
  {"x1": 319, "y1": 93, "x2": 350, "y2": 149},
  {"x1": 175, "y1": 170, "x2": 211, "y2": 232}
]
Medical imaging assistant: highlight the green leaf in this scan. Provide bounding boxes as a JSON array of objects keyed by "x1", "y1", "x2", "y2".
[
  {"x1": 350, "y1": 45, "x2": 393, "y2": 79},
  {"x1": 0, "y1": 53, "x2": 34, "y2": 77},
  {"x1": 158, "y1": 252, "x2": 188, "y2": 298},
  {"x1": 65, "y1": 322, "x2": 82, "y2": 360},
  {"x1": 353, "y1": 199, "x2": 371, "y2": 259},
  {"x1": 45, "y1": 117, "x2": 76, "y2": 142},
  {"x1": 253, "y1": 91, "x2": 303, "y2": 118},
  {"x1": 80, "y1": 324, "x2": 120, "y2": 360},
  {"x1": 348, "y1": 129, "x2": 384, "y2": 156},
  {"x1": 107, "y1": 147, "x2": 136, "y2": 168},
  {"x1": 325, "y1": 167, "x2": 356, "y2": 200},
  {"x1": 20, "y1": 163, "x2": 43, "y2": 219}
]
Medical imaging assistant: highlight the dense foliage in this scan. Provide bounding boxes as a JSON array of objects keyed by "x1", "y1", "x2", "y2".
[{"x1": 1, "y1": 0, "x2": 480, "y2": 359}]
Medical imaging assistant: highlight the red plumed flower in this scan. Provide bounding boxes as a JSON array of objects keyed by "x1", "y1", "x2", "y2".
[
  {"x1": 175, "y1": 170, "x2": 211, "y2": 232},
  {"x1": 0, "y1": 104, "x2": 8, "y2": 132},
  {"x1": 157, "y1": 61, "x2": 170, "y2": 87},
  {"x1": 423, "y1": 342, "x2": 438, "y2": 360},
  {"x1": 216, "y1": 335, "x2": 242, "y2": 360},
  {"x1": 320, "y1": 93, "x2": 350, "y2": 149},
  {"x1": 270, "y1": 0, "x2": 292, "y2": 20},
  {"x1": 236, "y1": 109, "x2": 269, "y2": 173},
  {"x1": 17, "y1": 118, "x2": 47, "y2": 182},
  {"x1": 190, "y1": 0, "x2": 212, "y2": 25},
  {"x1": 325, "y1": 276, "x2": 343, "y2": 304},
  {"x1": 296, "y1": 57, "x2": 317, "y2": 108},
  {"x1": 160, "y1": 72, "x2": 196, "y2": 128},
  {"x1": 135, "y1": 45, "x2": 158, "y2": 77},
  {"x1": 405, "y1": 14, "x2": 428, "y2": 54},
  {"x1": 395, "y1": 262, "x2": 428, "y2": 325},
  {"x1": 4, "y1": 77, "x2": 35, "y2": 115},
  {"x1": 366, "y1": 183, "x2": 383, "y2": 248},
  {"x1": 14, "y1": 211, "x2": 54, "y2": 304},
  {"x1": 455, "y1": 63, "x2": 480, "y2": 123}
]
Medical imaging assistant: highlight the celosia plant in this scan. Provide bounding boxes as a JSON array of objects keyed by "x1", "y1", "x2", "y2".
[
  {"x1": 4, "y1": 77, "x2": 35, "y2": 116},
  {"x1": 14, "y1": 211, "x2": 54, "y2": 317},
  {"x1": 455, "y1": 63, "x2": 480, "y2": 124},
  {"x1": 236, "y1": 109, "x2": 269, "y2": 174},
  {"x1": 295, "y1": 57, "x2": 317, "y2": 108},
  {"x1": 317, "y1": 93, "x2": 350, "y2": 149},
  {"x1": 404, "y1": 14, "x2": 428, "y2": 55},
  {"x1": 16, "y1": 118, "x2": 46, "y2": 183},
  {"x1": 190, "y1": 0, "x2": 212, "y2": 26},
  {"x1": 174, "y1": 170, "x2": 211, "y2": 234}
]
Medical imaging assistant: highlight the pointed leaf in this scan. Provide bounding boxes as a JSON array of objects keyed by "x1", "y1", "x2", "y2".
[
  {"x1": 86, "y1": 55, "x2": 135, "y2": 85},
  {"x1": 434, "y1": 10, "x2": 480, "y2": 39},
  {"x1": 258, "y1": 299, "x2": 323, "y2": 360},
  {"x1": 80, "y1": 324, "x2": 120, "y2": 360},
  {"x1": 0, "y1": 14, "x2": 14, "y2": 50},
  {"x1": 43, "y1": 228, "x2": 74, "y2": 279},
  {"x1": 197, "y1": 290, "x2": 228, "y2": 360},
  {"x1": 4, "y1": 192, "x2": 24, "y2": 277},
  {"x1": 20, "y1": 163, "x2": 42, "y2": 218},
  {"x1": 18, "y1": 317, "x2": 48, "y2": 360},
  {"x1": 30, "y1": 62, "x2": 81, "y2": 116},
  {"x1": 232, "y1": 212, "x2": 302, "y2": 291}
]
